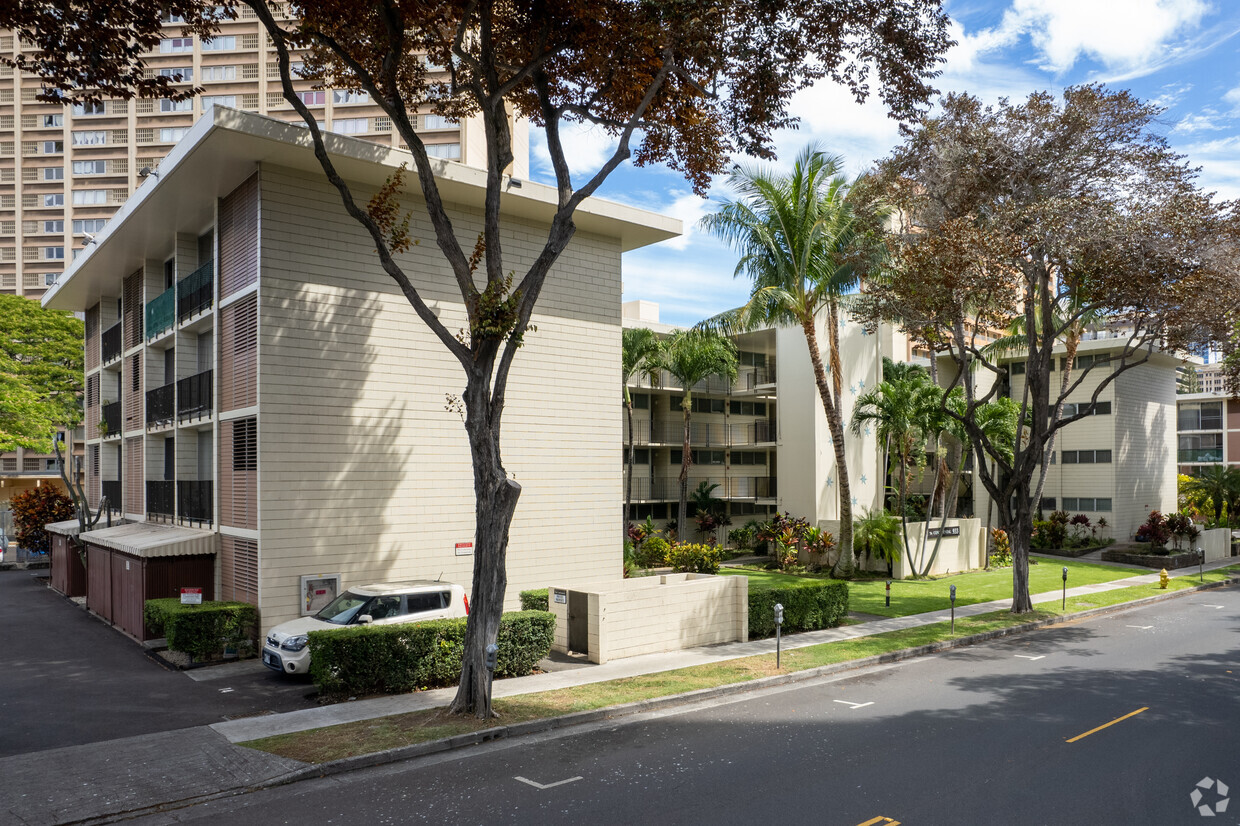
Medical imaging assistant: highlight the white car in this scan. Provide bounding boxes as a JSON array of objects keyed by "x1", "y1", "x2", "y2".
[{"x1": 262, "y1": 581, "x2": 469, "y2": 675}]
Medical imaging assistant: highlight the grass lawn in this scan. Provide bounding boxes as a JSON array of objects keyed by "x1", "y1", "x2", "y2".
[{"x1": 720, "y1": 559, "x2": 1143, "y2": 617}]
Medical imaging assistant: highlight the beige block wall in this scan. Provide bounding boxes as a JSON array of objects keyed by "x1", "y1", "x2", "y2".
[
  {"x1": 548, "y1": 574, "x2": 748, "y2": 664},
  {"x1": 1200, "y1": 527, "x2": 1230, "y2": 563},
  {"x1": 254, "y1": 164, "x2": 622, "y2": 630},
  {"x1": 894, "y1": 518, "x2": 983, "y2": 578}
]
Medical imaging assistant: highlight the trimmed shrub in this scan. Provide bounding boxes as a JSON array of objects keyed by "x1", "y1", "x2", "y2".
[
  {"x1": 520, "y1": 588, "x2": 549, "y2": 611},
  {"x1": 637, "y1": 535, "x2": 671, "y2": 567},
  {"x1": 309, "y1": 610, "x2": 555, "y2": 698},
  {"x1": 143, "y1": 599, "x2": 259, "y2": 660},
  {"x1": 10, "y1": 486, "x2": 73, "y2": 554},
  {"x1": 748, "y1": 580, "x2": 849, "y2": 639},
  {"x1": 667, "y1": 542, "x2": 722, "y2": 574}
]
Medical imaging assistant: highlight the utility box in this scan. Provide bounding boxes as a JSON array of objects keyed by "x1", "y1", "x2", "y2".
[{"x1": 47, "y1": 519, "x2": 87, "y2": 597}]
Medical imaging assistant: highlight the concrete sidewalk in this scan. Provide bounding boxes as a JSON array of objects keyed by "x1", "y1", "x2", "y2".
[{"x1": 4, "y1": 558, "x2": 1235, "y2": 826}]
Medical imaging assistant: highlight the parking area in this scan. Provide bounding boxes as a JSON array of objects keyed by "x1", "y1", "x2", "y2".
[{"x1": 0, "y1": 569, "x2": 319, "y2": 758}]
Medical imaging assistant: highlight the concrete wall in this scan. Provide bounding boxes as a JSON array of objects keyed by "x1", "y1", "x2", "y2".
[
  {"x1": 1200, "y1": 527, "x2": 1231, "y2": 563},
  {"x1": 548, "y1": 573, "x2": 748, "y2": 664},
  {"x1": 894, "y1": 518, "x2": 983, "y2": 579}
]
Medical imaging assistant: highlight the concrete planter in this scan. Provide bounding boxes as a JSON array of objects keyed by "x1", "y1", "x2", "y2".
[{"x1": 1100, "y1": 548, "x2": 1199, "y2": 569}]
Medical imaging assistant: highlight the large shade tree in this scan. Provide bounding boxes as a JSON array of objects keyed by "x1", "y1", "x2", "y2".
[
  {"x1": 0, "y1": 295, "x2": 83, "y2": 453},
  {"x1": 4, "y1": 0, "x2": 953, "y2": 715},
  {"x1": 700, "y1": 147, "x2": 889, "y2": 577},
  {"x1": 858, "y1": 86, "x2": 1240, "y2": 612}
]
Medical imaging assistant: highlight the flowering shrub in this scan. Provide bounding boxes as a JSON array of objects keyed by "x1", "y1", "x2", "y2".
[
  {"x1": 1135, "y1": 511, "x2": 1171, "y2": 549},
  {"x1": 10, "y1": 486, "x2": 73, "y2": 554}
]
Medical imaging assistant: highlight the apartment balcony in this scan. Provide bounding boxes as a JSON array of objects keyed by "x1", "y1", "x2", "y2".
[
  {"x1": 177, "y1": 369, "x2": 212, "y2": 420},
  {"x1": 1178, "y1": 448, "x2": 1223, "y2": 463},
  {"x1": 177, "y1": 479, "x2": 212, "y2": 525},
  {"x1": 177, "y1": 259, "x2": 213, "y2": 322},
  {"x1": 730, "y1": 419, "x2": 776, "y2": 446},
  {"x1": 146, "y1": 285, "x2": 175, "y2": 340},
  {"x1": 145, "y1": 382, "x2": 174, "y2": 428},
  {"x1": 737, "y1": 366, "x2": 776, "y2": 391},
  {"x1": 101, "y1": 321, "x2": 122, "y2": 364},
  {"x1": 101, "y1": 401, "x2": 122, "y2": 438},
  {"x1": 724, "y1": 476, "x2": 776, "y2": 500},
  {"x1": 146, "y1": 479, "x2": 174, "y2": 519},
  {"x1": 101, "y1": 479, "x2": 122, "y2": 512},
  {"x1": 624, "y1": 419, "x2": 777, "y2": 447}
]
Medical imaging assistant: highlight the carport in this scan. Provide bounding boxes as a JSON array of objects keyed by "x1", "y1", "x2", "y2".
[{"x1": 80, "y1": 522, "x2": 218, "y2": 641}]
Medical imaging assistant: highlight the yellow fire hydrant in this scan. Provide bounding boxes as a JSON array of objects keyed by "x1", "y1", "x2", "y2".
[{"x1": 1159, "y1": 568, "x2": 1170, "y2": 589}]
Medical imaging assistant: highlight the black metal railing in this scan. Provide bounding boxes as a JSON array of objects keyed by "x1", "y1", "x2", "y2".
[
  {"x1": 177, "y1": 479, "x2": 212, "y2": 524},
  {"x1": 101, "y1": 479, "x2": 122, "y2": 512},
  {"x1": 145, "y1": 382, "x2": 174, "y2": 427},
  {"x1": 101, "y1": 401, "x2": 121, "y2": 437},
  {"x1": 101, "y1": 322, "x2": 122, "y2": 363},
  {"x1": 177, "y1": 259, "x2": 213, "y2": 322},
  {"x1": 176, "y1": 369, "x2": 212, "y2": 419},
  {"x1": 146, "y1": 479, "x2": 174, "y2": 517},
  {"x1": 623, "y1": 419, "x2": 778, "y2": 447}
]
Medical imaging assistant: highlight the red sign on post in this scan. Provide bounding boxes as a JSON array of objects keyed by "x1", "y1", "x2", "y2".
[
  {"x1": 180, "y1": 587, "x2": 203, "y2": 605},
  {"x1": 455, "y1": 542, "x2": 474, "y2": 556}
]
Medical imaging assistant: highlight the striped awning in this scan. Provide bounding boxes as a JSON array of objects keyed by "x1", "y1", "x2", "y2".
[{"x1": 81, "y1": 522, "x2": 219, "y2": 559}]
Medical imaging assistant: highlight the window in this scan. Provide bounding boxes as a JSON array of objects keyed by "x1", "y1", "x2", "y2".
[
  {"x1": 72, "y1": 189, "x2": 107, "y2": 205},
  {"x1": 73, "y1": 160, "x2": 106, "y2": 175},
  {"x1": 1178, "y1": 401, "x2": 1222, "y2": 432},
  {"x1": 729, "y1": 401, "x2": 767, "y2": 416},
  {"x1": 163, "y1": 12, "x2": 186, "y2": 23},
  {"x1": 297, "y1": 91, "x2": 326, "y2": 105},
  {"x1": 158, "y1": 66, "x2": 193, "y2": 82},
  {"x1": 1040, "y1": 498, "x2": 1056, "y2": 511},
  {"x1": 1064, "y1": 353, "x2": 1112, "y2": 371},
  {"x1": 200, "y1": 95, "x2": 237, "y2": 111},
  {"x1": 72, "y1": 218, "x2": 106, "y2": 234},
  {"x1": 670, "y1": 396, "x2": 724, "y2": 414},
  {"x1": 43, "y1": 220, "x2": 63, "y2": 233},
  {"x1": 632, "y1": 448, "x2": 650, "y2": 464},
  {"x1": 1061, "y1": 449, "x2": 1112, "y2": 464},
  {"x1": 42, "y1": 166, "x2": 64, "y2": 180},
  {"x1": 42, "y1": 114, "x2": 63, "y2": 127},
  {"x1": 199, "y1": 65, "x2": 235, "y2": 81},
  {"x1": 42, "y1": 246, "x2": 64, "y2": 260},
  {"x1": 1010, "y1": 361, "x2": 1026, "y2": 376},
  {"x1": 160, "y1": 37, "x2": 194, "y2": 53},
  {"x1": 632, "y1": 393, "x2": 649, "y2": 410},
  {"x1": 405, "y1": 592, "x2": 448, "y2": 614},
  {"x1": 71, "y1": 130, "x2": 106, "y2": 146},
  {"x1": 1179, "y1": 433, "x2": 1223, "y2": 463},
  {"x1": 332, "y1": 90, "x2": 369, "y2": 104},
  {"x1": 424, "y1": 142, "x2": 461, "y2": 159},
  {"x1": 201, "y1": 36, "x2": 236, "y2": 51},
  {"x1": 71, "y1": 100, "x2": 105, "y2": 116},
  {"x1": 232, "y1": 417, "x2": 257, "y2": 470},
  {"x1": 731, "y1": 451, "x2": 768, "y2": 466},
  {"x1": 159, "y1": 127, "x2": 189, "y2": 143},
  {"x1": 160, "y1": 98, "x2": 192, "y2": 113},
  {"x1": 1061, "y1": 401, "x2": 1112, "y2": 417},
  {"x1": 1062, "y1": 497, "x2": 1112, "y2": 512},
  {"x1": 331, "y1": 117, "x2": 368, "y2": 134},
  {"x1": 43, "y1": 193, "x2": 64, "y2": 207},
  {"x1": 42, "y1": 140, "x2": 63, "y2": 154},
  {"x1": 421, "y1": 114, "x2": 455, "y2": 130},
  {"x1": 739, "y1": 351, "x2": 767, "y2": 368},
  {"x1": 670, "y1": 449, "x2": 724, "y2": 465}
]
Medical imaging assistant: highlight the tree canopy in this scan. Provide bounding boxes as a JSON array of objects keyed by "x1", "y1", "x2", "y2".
[{"x1": 0, "y1": 295, "x2": 84, "y2": 453}]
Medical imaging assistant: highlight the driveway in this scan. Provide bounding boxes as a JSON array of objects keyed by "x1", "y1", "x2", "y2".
[{"x1": 0, "y1": 569, "x2": 318, "y2": 758}]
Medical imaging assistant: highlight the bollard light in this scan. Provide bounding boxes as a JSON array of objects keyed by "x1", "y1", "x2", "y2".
[
  {"x1": 949, "y1": 585, "x2": 956, "y2": 633},
  {"x1": 484, "y1": 642, "x2": 499, "y2": 714},
  {"x1": 1062, "y1": 566, "x2": 1068, "y2": 610},
  {"x1": 1198, "y1": 547, "x2": 1205, "y2": 582},
  {"x1": 885, "y1": 580, "x2": 892, "y2": 608},
  {"x1": 774, "y1": 603, "x2": 784, "y2": 669}
]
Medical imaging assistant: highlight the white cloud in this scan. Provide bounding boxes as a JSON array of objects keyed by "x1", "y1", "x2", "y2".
[
  {"x1": 621, "y1": 250, "x2": 749, "y2": 326},
  {"x1": 529, "y1": 120, "x2": 619, "y2": 181},
  {"x1": 1173, "y1": 110, "x2": 1225, "y2": 133}
]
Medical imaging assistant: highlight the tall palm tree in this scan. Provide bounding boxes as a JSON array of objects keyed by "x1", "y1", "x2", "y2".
[
  {"x1": 700, "y1": 145, "x2": 887, "y2": 577},
  {"x1": 622, "y1": 327, "x2": 660, "y2": 526},
  {"x1": 653, "y1": 329, "x2": 738, "y2": 535},
  {"x1": 1182, "y1": 465, "x2": 1240, "y2": 525}
]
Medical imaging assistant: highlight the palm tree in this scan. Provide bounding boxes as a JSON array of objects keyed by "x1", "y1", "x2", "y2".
[
  {"x1": 622, "y1": 327, "x2": 660, "y2": 526},
  {"x1": 1182, "y1": 465, "x2": 1240, "y2": 525},
  {"x1": 853, "y1": 507, "x2": 902, "y2": 576},
  {"x1": 700, "y1": 145, "x2": 887, "y2": 577},
  {"x1": 653, "y1": 329, "x2": 738, "y2": 535}
]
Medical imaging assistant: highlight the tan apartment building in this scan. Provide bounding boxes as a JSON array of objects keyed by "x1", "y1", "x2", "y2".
[
  {"x1": 44, "y1": 107, "x2": 674, "y2": 634},
  {"x1": 0, "y1": 12, "x2": 526, "y2": 494},
  {"x1": 621, "y1": 301, "x2": 886, "y2": 538},
  {"x1": 1175, "y1": 392, "x2": 1240, "y2": 475}
]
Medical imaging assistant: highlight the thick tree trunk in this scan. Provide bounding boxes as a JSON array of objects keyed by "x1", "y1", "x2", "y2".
[
  {"x1": 1009, "y1": 492, "x2": 1034, "y2": 613},
  {"x1": 679, "y1": 404, "x2": 692, "y2": 539}
]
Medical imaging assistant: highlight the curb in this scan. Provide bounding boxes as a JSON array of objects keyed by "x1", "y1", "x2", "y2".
[{"x1": 259, "y1": 575, "x2": 1238, "y2": 787}]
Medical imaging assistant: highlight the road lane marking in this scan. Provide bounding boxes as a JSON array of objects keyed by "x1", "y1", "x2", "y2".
[
  {"x1": 856, "y1": 817, "x2": 901, "y2": 826},
  {"x1": 514, "y1": 775, "x2": 583, "y2": 790},
  {"x1": 1201, "y1": 604, "x2": 1225, "y2": 609},
  {"x1": 1065, "y1": 707, "x2": 1148, "y2": 743},
  {"x1": 218, "y1": 688, "x2": 233, "y2": 693},
  {"x1": 834, "y1": 700, "x2": 874, "y2": 709},
  {"x1": 1015, "y1": 655, "x2": 1045, "y2": 660},
  {"x1": 1126, "y1": 625, "x2": 1153, "y2": 630}
]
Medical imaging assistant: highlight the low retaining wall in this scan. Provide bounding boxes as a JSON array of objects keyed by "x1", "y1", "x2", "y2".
[
  {"x1": 1100, "y1": 548, "x2": 1200, "y2": 569},
  {"x1": 894, "y1": 518, "x2": 984, "y2": 578}
]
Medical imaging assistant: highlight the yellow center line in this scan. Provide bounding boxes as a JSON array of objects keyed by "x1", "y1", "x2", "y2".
[
  {"x1": 1065, "y1": 707, "x2": 1149, "y2": 743},
  {"x1": 856, "y1": 818, "x2": 900, "y2": 826}
]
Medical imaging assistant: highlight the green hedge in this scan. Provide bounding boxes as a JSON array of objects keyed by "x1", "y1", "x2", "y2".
[
  {"x1": 144, "y1": 599, "x2": 259, "y2": 660},
  {"x1": 520, "y1": 588, "x2": 549, "y2": 611},
  {"x1": 748, "y1": 581, "x2": 849, "y2": 639},
  {"x1": 308, "y1": 610, "x2": 555, "y2": 698}
]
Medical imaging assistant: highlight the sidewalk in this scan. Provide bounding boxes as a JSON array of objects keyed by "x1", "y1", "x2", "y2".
[{"x1": 3, "y1": 558, "x2": 1235, "y2": 826}]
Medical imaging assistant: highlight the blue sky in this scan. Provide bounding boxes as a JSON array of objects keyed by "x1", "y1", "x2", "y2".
[{"x1": 524, "y1": 0, "x2": 1240, "y2": 327}]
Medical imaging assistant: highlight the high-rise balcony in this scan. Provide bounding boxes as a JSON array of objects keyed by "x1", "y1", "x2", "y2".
[
  {"x1": 146, "y1": 285, "x2": 175, "y2": 340},
  {"x1": 146, "y1": 479, "x2": 174, "y2": 518},
  {"x1": 146, "y1": 382, "x2": 175, "y2": 427},
  {"x1": 177, "y1": 479, "x2": 212, "y2": 525},
  {"x1": 624, "y1": 419, "x2": 777, "y2": 447},
  {"x1": 101, "y1": 401, "x2": 122, "y2": 437},
  {"x1": 177, "y1": 259, "x2": 214, "y2": 322},
  {"x1": 1178, "y1": 448, "x2": 1223, "y2": 463},
  {"x1": 101, "y1": 322, "x2": 122, "y2": 364},
  {"x1": 176, "y1": 369, "x2": 212, "y2": 420}
]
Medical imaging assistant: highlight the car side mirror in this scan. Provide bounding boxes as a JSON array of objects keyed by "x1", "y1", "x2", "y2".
[{"x1": 358, "y1": 614, "x2": 373, "y2": 625}]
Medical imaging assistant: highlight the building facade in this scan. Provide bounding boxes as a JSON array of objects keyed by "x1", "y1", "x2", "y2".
[
  {"x1": 1175, "y1": 393, "x2": 1240, "y2": 475},
  {"x1": 45, "y1": 107, "x2": 673, "y2": 631}
]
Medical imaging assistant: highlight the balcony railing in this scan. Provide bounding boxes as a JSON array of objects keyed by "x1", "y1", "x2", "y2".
[
  {"x1": 146, "y1": 479, "x2": 174, "y2": 518},
  {"x1": 176, "y1": 369, "x2": 212, "y2": 419},
  {"x1": 101, "y1": 479, "x2": 122, "y2": 512},
  {"x1": 101, "y1": 401, "x2": 121, "y2": 437},
  {"x1": 101, "y1": 321, "x2": 122, "y2": 363},
  {"x1": 145, "y1": 382, "x2": 174, "y2": 427},
  {"x1": 624, "y1": 419, "x2": 777, "y2": 447},
  {"x1": 177, "y1": 259, "x2": 213, "y2": 322},
  {"x1": 627, "y1": 475, "x2": 776, "y2": 502},
  {"x1": 178, "y1": 479, "x2": 213, "y2": 525},
  {"x1": 1178, "y1": 449, "x2": 1223, "y2": 463},
  {"x1": 146, "y1": 285, "x2": 175, "y2": 340},
  {"x1": 725, "y1": 476, "x2": 776, "y2": 499}
]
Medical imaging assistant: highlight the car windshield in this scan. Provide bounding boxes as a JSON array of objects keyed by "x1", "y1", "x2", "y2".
[{"x1": 313, "y1": 591, "x2": 373, "y2": 625}]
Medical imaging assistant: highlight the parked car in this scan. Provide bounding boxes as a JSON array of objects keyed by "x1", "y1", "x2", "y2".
[{"x1": 262, "y1": 580, "x2": 468, "y2": 675}]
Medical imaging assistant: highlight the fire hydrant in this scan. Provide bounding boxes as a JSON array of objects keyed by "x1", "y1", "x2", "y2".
[{"x1": 1159, "y1": 568, "x2": 1170, "y2": 589}]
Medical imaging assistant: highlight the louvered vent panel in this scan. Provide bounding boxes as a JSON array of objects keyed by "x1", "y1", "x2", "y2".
[
  {"x1": 219, "y1": 417, "x2": 257, "y2": 530},
  {"x1": 84, "y1": 303, "x2": 99, "y2": 371},
  {"x1": 124, "y1": 353, "x2": 142, "y2": 432},
  {"x1": 124, "y1": 436, "x2": 143, "y2": 514},
  {"x1": 85, "y1": 373, "x2": 100, "y2": 439},
  {"x1": 219, "y1": 293, "x2": 257, "y2": 411},
  {"x1": 218, "y1": 173, "x2": 258, "y2": 298},
  {"x1": 122, "y1": 270, "x2": 142, "y2": 349},
  {"x1": 220, "y1": 536, "x2": 259, "y2": 604},
  {"x1": 87, "y1": 444, "x2": 100, "y2": 508}
]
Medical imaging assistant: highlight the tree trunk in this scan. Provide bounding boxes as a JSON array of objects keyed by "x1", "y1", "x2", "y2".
[
  {"x1": 920, "y1": 452, "x2": 966, "y2": 576},
  {"x1": 624, "y1": 399, "x2": 635, "y2": 527},
  {"x1": 1009, "y1": 492, "x2": 1034, "y2": 613},
  {"x1": 1032, "y1": 339, "x2": 1076, "y2": 511},
  {"x1": 679, "y1": 403, "x2": 692, "y2": 539},
  {"x1": 801, "y1": 314, "x2": 853, "y2": 577},
  {"x1": 898, "y1": 456, "x2": 912, "y2": 577}
]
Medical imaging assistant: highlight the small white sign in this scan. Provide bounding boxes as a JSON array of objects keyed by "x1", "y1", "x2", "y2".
[
  {"x1": 455, "y1": 541, "x2": 474, "y2": 556},
  {"x1": 180, "y1": 587, "x2": 203, "y2": 605},
  {"x1": 553, "y1": 589, "x2": 567, "y2": 604}
]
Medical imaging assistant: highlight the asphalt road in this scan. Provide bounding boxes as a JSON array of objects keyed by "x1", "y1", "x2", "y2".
[
  {"x1": 131, "y1": 581, "x2": 1240, "y2": 826},
  {"x1": 0, "y1": 570, "x2": 318, "y2": 757}
]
